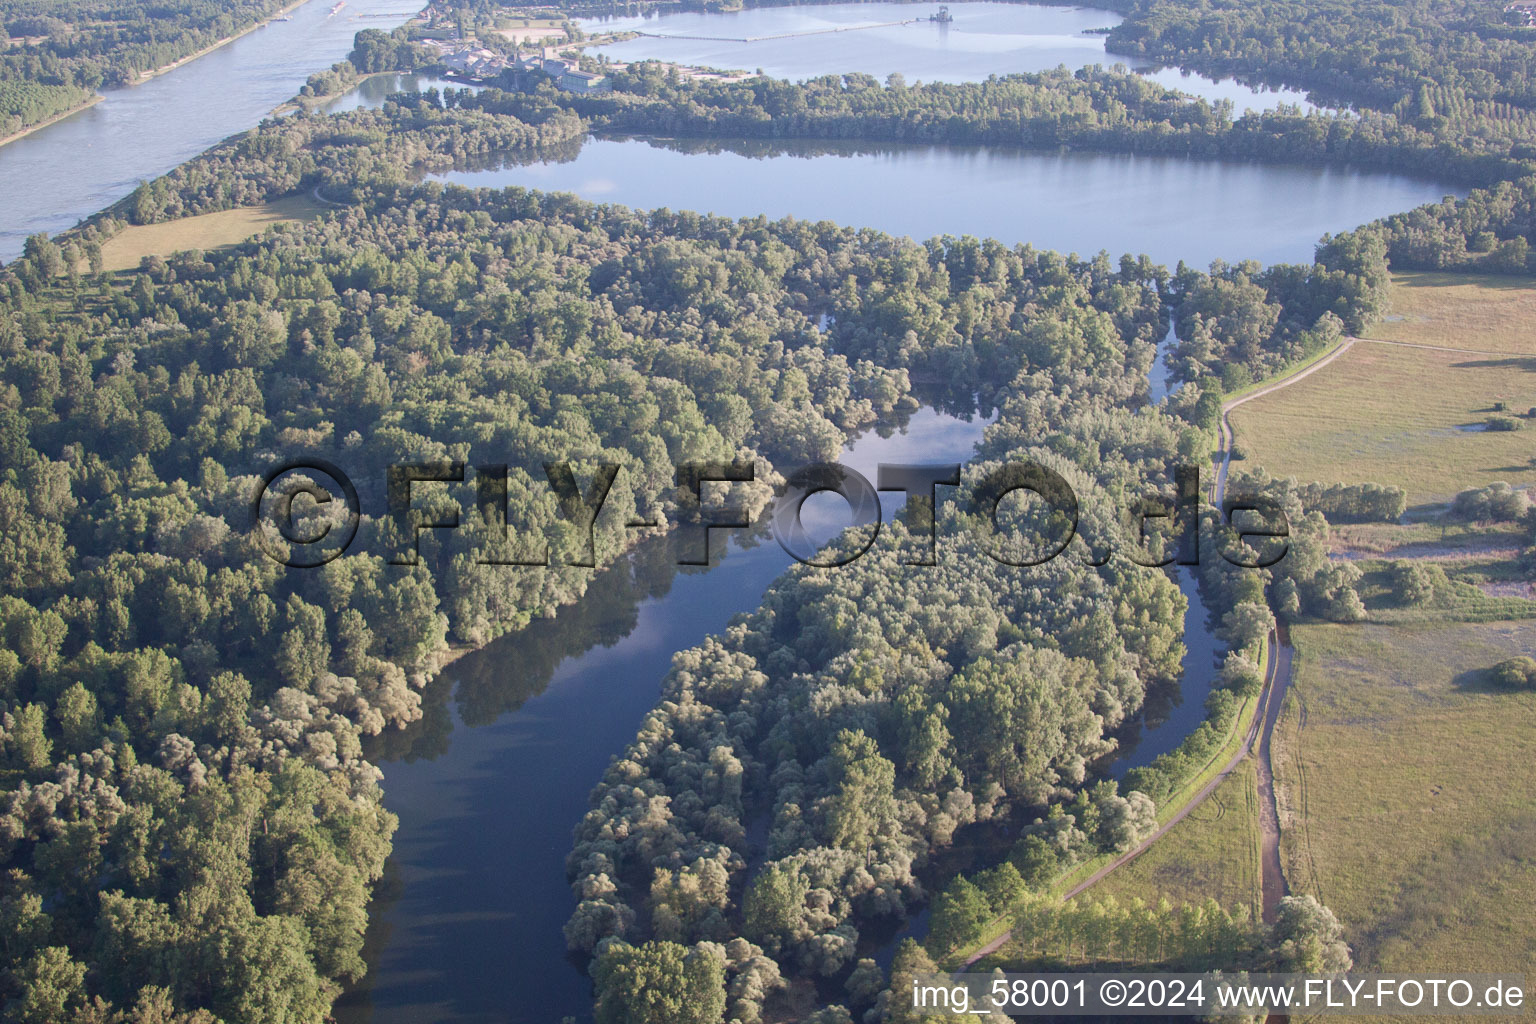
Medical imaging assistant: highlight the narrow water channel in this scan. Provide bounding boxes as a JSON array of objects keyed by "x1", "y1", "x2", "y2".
[
  {"x1": 334, "y1": 402, "x2": 1228, "y2": 1023},
  {"x1": 333, "y1": 407, "x2": 994, "y2": 1024}
]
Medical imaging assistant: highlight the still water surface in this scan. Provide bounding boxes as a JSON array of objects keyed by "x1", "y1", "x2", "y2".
[
  {"x1": 0, "y1": 0, "x2": 418, "y2": 261},
  {"x1": 335, "y1": 408, "x2": 993, "y2": 1023},
  {"x1": 577, "y1": 2, "x2": 1322, "y2": 113},
  {"x1": 430, "y1": 136, "x2": 1457, "y2": 268},
  {"x1": 336, "y1": 407, "x2": 1226, "y2": 1024}
]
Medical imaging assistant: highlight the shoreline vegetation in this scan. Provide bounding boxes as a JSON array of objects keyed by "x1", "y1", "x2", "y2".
[
  {"x1": 0, "y1": 0, "x2": 325, "y2": 152},
  {"x1": 0, "y1": 93, "x2": 102, "y2": 149},
  {"x1": 943, "y1": 344, "x2": 1345, "y2": 969},
  {"x1": 132, "y1": 0, "x2": 316, "y2": 85}
]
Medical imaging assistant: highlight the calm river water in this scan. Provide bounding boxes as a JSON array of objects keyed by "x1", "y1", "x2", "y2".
[
  {"x1": 334, "y1": 408, "x2": 995, "y2": 1024},
  {"x1": 0, "y1": 0, "x2": 419, "y2": 262},
  {"x1": 335, "y1": 406, "x2": 1221, "y2": 1023}
]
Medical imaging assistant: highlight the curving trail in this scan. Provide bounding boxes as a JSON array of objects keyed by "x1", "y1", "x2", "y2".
[
  {"x1": 1214, "y1": 338, "x2": 1355, "y2": 505},
  {"x1": 961, "y1": 341, "x2": 1351, "y2": 967}
]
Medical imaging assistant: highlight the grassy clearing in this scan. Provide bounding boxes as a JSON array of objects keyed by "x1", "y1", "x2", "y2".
[
  {"x1": 1228, "y1": 340, "x2": 1536, "y2": 503},
  {"x1": 98, "y1": 195, "x2": 323, "y2": 272},
  {"x1": 1089, "y1": 759, "x2": 1262, "y2": 917},
  {"x1": 1350, "y1": 561, "x2": 1536, "y2": 625},
  {"x1": 1326, "y1": 520, "x2": 1524, "y2": 557},
  {"x1": 1367, "y1": 272, "x2": 1536, "y2": 355},
  {"x1": 1273, "y1": 620, "x2": 1536, "y2": 976},
  {"x1": 946, "y1": 654, "x2": 1268, "y2": 967}
]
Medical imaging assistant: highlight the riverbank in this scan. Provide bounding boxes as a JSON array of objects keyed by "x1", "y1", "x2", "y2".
[
  {"x1": 954, "y1": 640, "x2": 1273, "y2": 967},
  {"x1": 947, "y1": 342, "x2": 1361, "y2": 968},
  {"x1": 274, "y1": 68, "x2": 401, "y2": 114},
  {"x1": 0, "y1": 95, "x2": 104, "y2": 151},
  {"x1": 136, "y1": 0, "x2": 319, "y2": 84},
  {"x1": 0, "y1": 0, "x2": 317, "y2": 153}
]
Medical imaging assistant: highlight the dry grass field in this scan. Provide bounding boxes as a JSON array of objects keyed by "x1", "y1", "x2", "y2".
[
  {"x1": 1231, "y1": 273, "x2": 1536, "y2": 505},
  {"x1": 1088, "y1": 759, "x2": 1263, "y2": 918},
  {"x1": 1273, "y1": 620, "x2": 1536, "y2": 975},
  {"x1": 1229, "y1": 341, "x2": 1536, "y2": 504},
  {"x1": 1368, "y1": 272, "x2": 1536, "y2": 354},
  {"x1": 98, "y1": 194, "x2": 323, "y2": 272},
  {"x1": 1205, "y1": 273, "x2": 1536, "y2": 1007}
]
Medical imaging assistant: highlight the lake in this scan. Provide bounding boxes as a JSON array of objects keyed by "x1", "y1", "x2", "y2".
[
  {"x1": 576, "y1": 1, "x2": 1324, "y2": 113},
  {"x1": 0, "y1": 0, "x2": 419, "y2": 262},
  {"x1": 429, "y1": 135, "x2": 1457, "y2": 269}
]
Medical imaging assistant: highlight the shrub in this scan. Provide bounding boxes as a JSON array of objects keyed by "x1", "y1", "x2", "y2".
[
  {"x1": 1295, "y1": 480, "x2": 1407, "y2": 523},
  {"x1": 1390, "y1": 563, "x2": 1436, "y2": 606},
  {"x1": 1450, "y1": 482, "x2": 1531, "y2": 522},
  {"x1": 1486, "y1": 415, "x2": 1522, "y2": 431},
  {"x1": 1490, "y1": 656, "x2": 1536, "y2": 690},
  {"x1": 1008, "y1": 834, "x2": 1062, "y2": 889}
]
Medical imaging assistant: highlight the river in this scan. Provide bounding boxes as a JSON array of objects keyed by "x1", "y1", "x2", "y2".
[
  {"x1": 332, "y1": 407, "x2": 997, "y2": 1024},
  {"x1": 0, "y1": 3, "x2": 1452, "y2": 1019},
  {"x1": 333, "y1": 404, "x2": 1223, "y2": 1023},
  {"x1": 430, "y1": 136, "x2": 1455, "y2": 269},
  {"x1": 576, "y1": 1, "x2": 1324, "y2": 114},
  {"x1": 0, "y1": 0, "x2": 420, "y2": 262}
]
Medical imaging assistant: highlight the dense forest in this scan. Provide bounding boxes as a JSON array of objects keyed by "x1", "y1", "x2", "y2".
[
  {"x1": 0, "y1": 90, "x2": 1376, "y2": 1019},
  {"x1": 1099, "y1": 0, "x2": 1536, "y2": 116},
  {"x1": 0, "y1": 0, "x2": 294, "y2": 137},
  {"x1": 7, "y1": 0, "x2": 1536, "y2": 1018}
]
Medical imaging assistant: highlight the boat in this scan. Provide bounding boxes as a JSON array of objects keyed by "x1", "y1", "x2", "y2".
[{"x1": 328, "y1": 1, "x2": 346, "y2": 16}]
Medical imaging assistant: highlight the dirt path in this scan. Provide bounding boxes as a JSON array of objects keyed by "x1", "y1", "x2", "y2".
[
  {"x1": 1215, "y1": 352, "x2": 1321, "y2": 927},
  {"x1": 1255, "y1": 624, "x2": 1292, "y2": 923},
  {"x1": 961, "y1": 628, "x2": 1286, "y2": 966},
  {"x1": 960, "y1": 345, "x2": 1346, "y2": 968},
  {"x1": 1215, "y1": 338, "x2": 1356, "y2": 502},
  {"x1": 1356, "y1": 337, "x2": 1523, "y2": 359}
]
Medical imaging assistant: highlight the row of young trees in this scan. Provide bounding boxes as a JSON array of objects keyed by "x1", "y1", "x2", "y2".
[
  {"x1": 591, "y1": 878, "x2": 1351, "y2": 1024},
  {"x1": 929, "y1": 881, "x2": 1349, "y2": 977}
]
